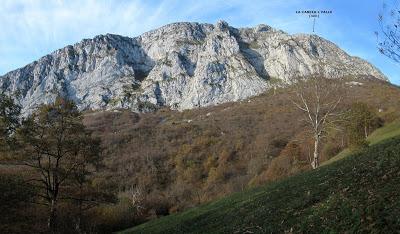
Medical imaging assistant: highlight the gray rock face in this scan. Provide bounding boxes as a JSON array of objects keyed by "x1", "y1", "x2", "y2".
[{"x1": 0, "y1": 21, "x2": 388, "y2": 114}]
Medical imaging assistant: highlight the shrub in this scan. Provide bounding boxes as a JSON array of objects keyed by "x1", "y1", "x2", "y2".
[
  {"x1": 91, "y1": 196, "x2": 144, "y2": 233},
  {"x1": 262, "y1": 141, "x2": 306, "y2": 181},
  {"x1": 322, "y1": 142, "x2": 343, "y2": 160},
  {"x1": 345, "y1": 102, "x2": 382, "y2": 148}
]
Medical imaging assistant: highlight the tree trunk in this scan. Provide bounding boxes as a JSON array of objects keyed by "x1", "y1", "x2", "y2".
[
  {"x1": 48, "y1": 199, "x2": 57, "y2": 233},
  {"x1": 75, "y1": 183, "x2": 83, "y2": 233},
  {"x1": 75, "y1": 200, "x2": 82, "y2": 233},
  {"x1": 75, "y1": 216, "x2": 82, "y2": 234},
  {"x1": 311, "y1": 135, "x2": 320, "y2": 169}
]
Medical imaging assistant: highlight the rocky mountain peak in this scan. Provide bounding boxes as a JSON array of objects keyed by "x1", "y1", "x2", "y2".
[
  {"x1": 0, "y1": 21, "x2": 388, "y2": 114},
  {"x1": 254, "y1": 24, "x2": 272, "y2": 32},
  {"x1": 216, "y1": 20, "x2": 230, "y2": 30}
]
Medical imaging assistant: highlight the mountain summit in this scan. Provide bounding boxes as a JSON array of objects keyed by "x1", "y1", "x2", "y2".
[{"x1": 0, "y1": 21, "x2": 387, "y2": 114}]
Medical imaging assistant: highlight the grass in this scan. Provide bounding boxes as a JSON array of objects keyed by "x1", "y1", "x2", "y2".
[
  {"x1": 368, "y1": 118, "x2": 400, "y2": 145},
  {"x1": 323, "y1": 118, "x2": 400, "y2": 166},
  {"x1": 120, "y1": 134, "x2": 400, "y2": 233},
  {"x1": 321, "y1": 148, "x2": 352, "y2": 166}
]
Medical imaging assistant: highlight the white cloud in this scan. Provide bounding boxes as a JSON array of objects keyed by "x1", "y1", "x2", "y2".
[
  {"x1": 2, "y1": 0, "x2": 396, "y2": 84},
  {"x1": 0, "y1": 0, "x2": 311, "y2": 74}
]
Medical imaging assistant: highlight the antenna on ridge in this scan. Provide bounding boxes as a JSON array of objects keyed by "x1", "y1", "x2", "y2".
[
  {"x1": 313, "y1": 18, "x2": 316, "y2": 33},
  {"x1": 295, "y1": 10, "x2": 333, "y2": 34}
]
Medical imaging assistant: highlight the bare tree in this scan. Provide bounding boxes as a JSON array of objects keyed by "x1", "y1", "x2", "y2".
[
  {"x1": 377, "y1": 0, "x2": 400, "y2": 63},
  {"x1": 129, "y1": 185, "x2": 145, "y2": 214},
  {"x1": 290, "y1": 76, "x2": 345, "y2": 169},
  {"x1": 16, "y1": 97, "x2": 102, "y2": 233}
]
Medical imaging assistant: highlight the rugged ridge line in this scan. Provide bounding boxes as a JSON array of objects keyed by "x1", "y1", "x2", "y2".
[{"x1": 0, "y1": 21, "x2": 388, "y2": 114}]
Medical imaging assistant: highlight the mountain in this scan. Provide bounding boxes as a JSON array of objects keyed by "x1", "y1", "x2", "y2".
[{"x1": 0, "y1": 21, "x2": 388, "y2": 114}]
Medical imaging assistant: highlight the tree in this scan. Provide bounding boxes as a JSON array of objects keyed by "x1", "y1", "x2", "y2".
[
  {"x1": 345, "y1": 102, "x2": 382, "y2": 148},
  {"x1": 290, "y1": 76, "x2": 345, "y2": 169},
  {"x1": 0, "y1": 93, "x2": 21, "y2": 154},
  {"x1": 377, "y1": 0, "x2": 400, "y2": 63},
  {"x1": 66, "y1": 134, "x2": 105, "y2": 232},
  {"x1": 16, "y1": 97, "x2": 102, "y2": 233}
]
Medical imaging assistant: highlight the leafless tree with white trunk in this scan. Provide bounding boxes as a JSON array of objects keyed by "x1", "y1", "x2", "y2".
[
  {"x1": 129, "y1": 185, "x2": 145, "y2": 214},
  {"x1": 290, "y1": 76, "x2": 345, "y2": 169}
]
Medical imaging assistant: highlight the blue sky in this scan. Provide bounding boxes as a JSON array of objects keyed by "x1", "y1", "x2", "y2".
[{"x1": 1, "y1": 0, "x2": 399, "y2": 84}]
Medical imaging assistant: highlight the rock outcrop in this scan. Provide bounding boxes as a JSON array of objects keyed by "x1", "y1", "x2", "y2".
[{"x1": 0, "y1": 21, "x2": 388, "y2": 114}]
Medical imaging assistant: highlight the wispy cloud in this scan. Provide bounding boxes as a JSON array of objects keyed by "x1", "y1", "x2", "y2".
[
  {"x1": 0, "y1": 0, "x2": 398, "y2": 84},
  {"x1": 0, "y1": 0, "x2": 306, "y2": 73}
]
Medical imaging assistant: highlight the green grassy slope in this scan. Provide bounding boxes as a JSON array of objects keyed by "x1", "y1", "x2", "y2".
[
  {"x1": 120, "y1": 135, "x2": 400, "y2": 233},
  {"x1": 368, "y1": 118, "x2": 400, "y2": 145},
  {"x1": 323, "y1": 118, "x2": 400, "y2": 166}
]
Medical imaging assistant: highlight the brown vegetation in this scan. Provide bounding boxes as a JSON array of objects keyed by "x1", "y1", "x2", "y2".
[
  {"x1": 80, "y1": 77, "x2": 400, "y2": 230},
  {"x1": 1, "y1": 77, "x2": 400, "y2": 232}
]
